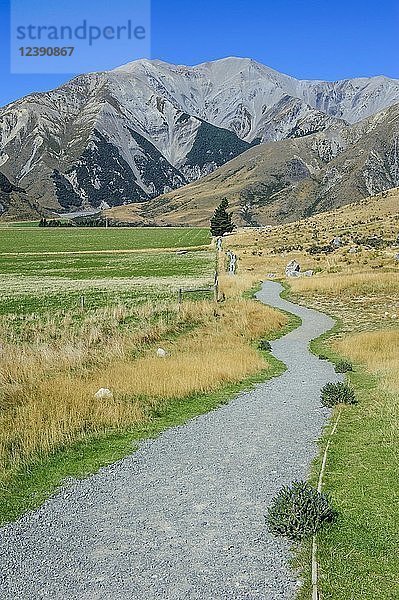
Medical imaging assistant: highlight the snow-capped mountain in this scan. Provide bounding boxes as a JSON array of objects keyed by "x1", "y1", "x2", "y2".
[{"x1": 1, "y1": 57, "x2": 399, "y2": 218}]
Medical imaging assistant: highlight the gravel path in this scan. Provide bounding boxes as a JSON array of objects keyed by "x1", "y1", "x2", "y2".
[{"x1": 0, "y1": 281, "x2": 341, "y2": 600}]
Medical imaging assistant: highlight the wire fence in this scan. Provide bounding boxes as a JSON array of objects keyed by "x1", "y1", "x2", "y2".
[{"x1": 176, "y1": 237, "x2": 238, "y2": 304}]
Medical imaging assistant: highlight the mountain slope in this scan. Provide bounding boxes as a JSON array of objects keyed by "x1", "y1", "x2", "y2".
[
  {"x1": 108, "y1": 102, "x2": 399, "y2": 226},
  {"x1": 0, "y1": 172, "x2": 39, "y2": 220},
  {"x1": 114, "y1": 58, "x2": 399, "y2": 137},
  {"x1": 0, "y1": 68, "x2": 254, "y2": 214},
  {"x1": 1, "y1": 57, "x2": 399, "y2": 219}
]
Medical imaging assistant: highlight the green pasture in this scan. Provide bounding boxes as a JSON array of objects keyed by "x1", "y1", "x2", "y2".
[
  {"x1": 0, "y1": 227, "x2": 211, "y2": 254},
  {"x1": 0, "y1": 250, "x2": 213, "y2": 279},
  {"x1": 0, "y1": 228, "x2": 215, "y2": 318}
]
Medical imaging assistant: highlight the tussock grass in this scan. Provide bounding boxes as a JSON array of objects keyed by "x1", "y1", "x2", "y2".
[
  {"x1": 0, "y1": 295, "x2": 285, "y2": 482},
  {"x1": 0, "y1": 300, "x2": 193, "y2": 388},
  {"x1": 230, "y1": 187, "x2": 399, "y2": 282},
  {"x1": 336, "y1": 330, "x2": 399, "y2": 394},
  {"x1": 287, "y1": 271, "x2": 399, "y2": 337},
  {"x1": 290, "y1": 271, "x2": 399, "y2": 295}
]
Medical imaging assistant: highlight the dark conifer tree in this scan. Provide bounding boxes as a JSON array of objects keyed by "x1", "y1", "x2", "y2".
[{"x1": 210, "y1": 198, "x2": 234, "y2": 237}]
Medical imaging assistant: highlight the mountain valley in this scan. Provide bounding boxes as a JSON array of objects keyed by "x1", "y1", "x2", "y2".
[{"x1": 1, "y1": 57, "x2": 399, "y2": 222}]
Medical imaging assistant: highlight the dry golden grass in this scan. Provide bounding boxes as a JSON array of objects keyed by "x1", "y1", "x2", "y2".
[
  {"x1": 223, "y1": 189, "x2": 399, "y2": 344},
  {"x1": 90, "y1": 298, "x2": 280, "y2": 400},
  {"x1": 234, "y1": 186, "x2": 399, "y2": 253},
  {"x1": 0, "y1": 290, "x2": 286, "y2": 481},
  {"x1": 285, "y1": 271, "x2": 399, "y2": 338},
  {"x1": 335, "y1": 330, "x2": 399, "y2": 393},
  {"x1": 228, "y1": 187, "x2": 399, "y2": 281},
  {"x1": 218, "y1": 269, "x2": 262, "y2": 297},
  {"x1": 289, "y1": 271, "x2": 399, "y2": 295},
  {"x1": 0, "y1": 300, "x2": 193, "y2": 393}
]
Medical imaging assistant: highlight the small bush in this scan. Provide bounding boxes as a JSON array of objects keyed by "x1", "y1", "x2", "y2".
[
  {"x1": 321, "y1": 382, "x2": 357, "y2": 407},
  {"x1": 335, "y1": 359, "x2": 353, "y2": 373},
  {"x1": 265, "y1": 481, "x2": 337, "y2": 541},
  {"x1": 258, "y1": 339, "x2": 272, "y2": 351},
  {"x1": 318, "y1": 354, "x2": 328, "y2": 360}
]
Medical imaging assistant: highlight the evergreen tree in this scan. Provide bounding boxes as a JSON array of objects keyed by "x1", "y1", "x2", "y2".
[{"x1": 210, "y1": 198, "x2": 234, "y2": 237}]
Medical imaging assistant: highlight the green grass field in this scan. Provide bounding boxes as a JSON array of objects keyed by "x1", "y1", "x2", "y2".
[
  {"x1": 289, "y1": 285, "x2": 399, "y2": 600},
  {"x1": 0, "y1": 251, "x2": 213, "y2": 279},
  {"x1": 0, "y1": 228, "x2": 214, "y2": 318},
  {"x1": 0, "y1": 221, "x2": 39, "y2": 228},
  {"x1": 0, "y1": 226, "x2": 211, "y2": 254},
  {"x1": 299, "y1": 331, "x2": 399, "y2": 600}
]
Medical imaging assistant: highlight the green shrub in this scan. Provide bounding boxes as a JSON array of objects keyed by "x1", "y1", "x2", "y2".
[
  {"x1": 265, "y1": 481, "x2": 337, "y2": 541},
  {"x1": 321, "y1": 382, "x2": 357, "y2": 407},
  {"x1": 335, "y1": 359, "x2": 353, "y2": 373},
  {"x1": 258, "y1": 339, "x2": 272, "y2": 351},
  {"x1": 318, "y1": 354, "x2": 329, "y2": 360}
]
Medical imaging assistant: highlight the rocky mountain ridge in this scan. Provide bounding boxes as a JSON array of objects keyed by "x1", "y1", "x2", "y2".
[
  {"x1": 1, "y1": 57, "x2": 399, "y2": 220},
  {"x1": 107, "y1": 102, "x2": 399, "y2": 226}
]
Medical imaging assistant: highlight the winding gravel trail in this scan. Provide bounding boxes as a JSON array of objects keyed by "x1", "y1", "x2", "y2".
[{"x1": 0, "y1": 281, "x2": 341, "y2": 600}]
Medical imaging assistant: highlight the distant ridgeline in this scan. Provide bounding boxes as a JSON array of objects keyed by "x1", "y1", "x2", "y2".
[{"x1": 2, "y1": 58, "x2": 399, "y2": 224}]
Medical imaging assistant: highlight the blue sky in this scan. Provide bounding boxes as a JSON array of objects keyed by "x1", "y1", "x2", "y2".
[{"x1": 1, "y1": 0, "x2": 398, "y2": 106}]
